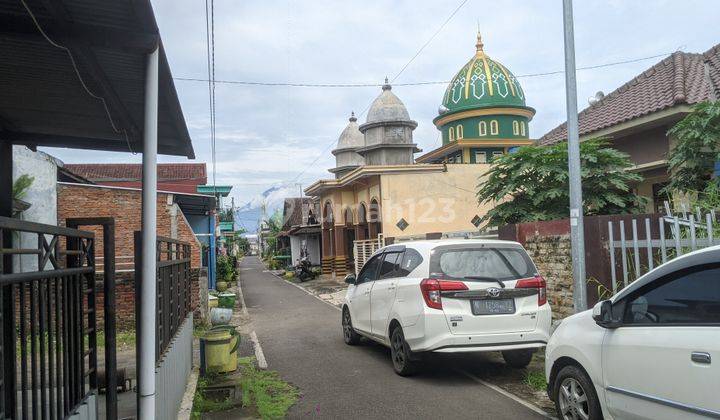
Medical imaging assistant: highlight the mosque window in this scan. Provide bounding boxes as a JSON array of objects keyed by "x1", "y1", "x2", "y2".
[
  {"x1": 475, "y1": 151, "x2": 487, "y2": 164},
  {"x1": 478, "y1": 121, "x2": 487, "y2": 136},
  {"x1": 512, "y1": 121, "x2": 519, "y2": 136},
  {"x1": 448, "y1": 127, "x2": 455, "y2": 141},
  {"x1": 520, "y1": 121, "x2": 526, "y2": 136},
  {"x1": 456, "y1": 124, "x2": 464, "y2": 139},
  {"x1": 492, "y1": 151, "x2": 504, "y2": 160},
  {"x1": 490, "y1": 120, "x2": 499, "y2": 135}
]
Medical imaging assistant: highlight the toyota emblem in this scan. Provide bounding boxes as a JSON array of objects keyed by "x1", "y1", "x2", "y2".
[{"x1": 487, "y1": 287, "x2": 501, "y2": 298}]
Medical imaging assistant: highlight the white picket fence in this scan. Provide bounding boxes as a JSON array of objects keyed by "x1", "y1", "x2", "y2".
[
  {"x1": 607, "y1": 201, "x2": 718, "y2": 293},
  {"x1": 353, "y1": 235, "x2": 385, "y2": 275}
]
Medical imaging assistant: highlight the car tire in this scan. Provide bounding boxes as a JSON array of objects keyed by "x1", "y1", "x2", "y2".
[
  {"x1": 502, "y1": 349, "x2": 533, "y2": 368},
  {"x1": 390, "y1": 326, "x2": 418, "y2": 376},
  {"x1": 342, "y1": 307, "x2": 361, "y2": 345},
  {"x1": 553, "y1": 365, "x2": 603, "y2": 420}
]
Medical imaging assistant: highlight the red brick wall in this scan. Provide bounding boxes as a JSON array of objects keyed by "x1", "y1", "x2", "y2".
[{"x1": 57, "y1": 183, "x2": 201, "y2": 268}]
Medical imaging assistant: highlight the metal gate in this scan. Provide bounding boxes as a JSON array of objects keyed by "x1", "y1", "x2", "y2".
[
  {"x1": 0, "y1": 216, "x2": 99, "y2": 419},
  {"x1": 352, "y1": 235, "x2": 385, "y2": 275}
]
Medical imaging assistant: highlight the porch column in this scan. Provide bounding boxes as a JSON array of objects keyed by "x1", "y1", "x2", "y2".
[
  {"x1": 334, "y1": 225, "x2": 347, "y2": 276},
  {"x1": 321, "y1": 225, "x2": 333, "y2": 274},
  {"x1": 139, "y1": 46, "x2": 159, "y2": 419}
]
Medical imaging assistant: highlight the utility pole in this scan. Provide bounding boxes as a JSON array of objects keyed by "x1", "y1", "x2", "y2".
[{"x1": 562, "y1": 0, "x2": 587, "y2": 312}]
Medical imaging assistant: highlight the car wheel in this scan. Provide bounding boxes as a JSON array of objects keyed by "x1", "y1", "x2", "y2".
[
  {"x1": 553, "y1": 365, "x2": 603, "y2": 420},
  {"x1": 390, "y1": 326, "x2": 418, "y2": 376},
  {"x1": 501, "y1": 349, "x2": 533, "y2": 368},
  {"x1": 342, "y1": 307, "x2": 361, "y2": 345}
]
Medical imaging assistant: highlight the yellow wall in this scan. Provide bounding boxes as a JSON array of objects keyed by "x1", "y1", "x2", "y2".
[{"x1": 379, "y1": 164, "x2": 495, "y2": 237}]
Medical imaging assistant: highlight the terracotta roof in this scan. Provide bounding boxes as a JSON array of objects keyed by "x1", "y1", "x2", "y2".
[
  {"x1": 539, "y1": 44, "x2": 720, "y2": 145},
  {"x1": 64, "y1": 163, "x2": 207, "y2": 182}
]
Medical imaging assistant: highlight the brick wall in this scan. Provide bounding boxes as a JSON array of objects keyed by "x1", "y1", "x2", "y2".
[
  {"x1": 523, "y1": 235, "x2": 574, "y2": 319},
  {"x1": 57, "y1": 183, "x2": 201, "y2": 268},
  {"x1": 57, "y1": 183, "x2": 205, "y2": 330}
]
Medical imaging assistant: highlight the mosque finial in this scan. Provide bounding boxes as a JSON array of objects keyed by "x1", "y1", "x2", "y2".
[
  {"x1": 349, "y1": 111, "x2": 357, "y2": 122},
  {"x1": 382, "y1": 77, "x2": 391, "y2": 91},
  {"x1": 476, "y1": 30, "x2": 484, "y2": 54}
]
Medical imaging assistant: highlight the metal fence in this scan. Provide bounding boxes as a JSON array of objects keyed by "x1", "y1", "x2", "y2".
[
  {"x1": 352, "y1": 235, "x2": 385, "y2": 275},
  {"x1": 134, "y1": 233, "x2": 192, "y2": 362},
  {"x1": 0, "y1": 216, "x2": 98, "y2": 419},
  {"x1": 607, "y1": 202, "x2": 718, "y2": 293}
]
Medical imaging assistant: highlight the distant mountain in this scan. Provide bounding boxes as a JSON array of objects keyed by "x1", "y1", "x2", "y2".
[{"x1": 234, "y1": 184, "x2": 303, "y2": 233}]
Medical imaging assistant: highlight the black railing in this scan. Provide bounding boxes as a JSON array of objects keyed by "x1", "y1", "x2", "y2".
[
  {"x1": 134, "y1": 233, "x2": 192, "y2": 362},
  {"x1": 0, "y1": 216, "x2": 98, "y2": 419}
]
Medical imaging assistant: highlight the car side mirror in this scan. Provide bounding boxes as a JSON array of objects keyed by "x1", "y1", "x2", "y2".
[
  {"x1": 344, "y1": 274, "x2": 357, "y2": 285},
  {"x1": 592, "y1": 300, "x2": 620, "y2": 328}
]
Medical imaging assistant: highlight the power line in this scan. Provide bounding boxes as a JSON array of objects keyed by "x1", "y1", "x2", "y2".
[
  {"x1": 391, "y1": 0, "x2": 470, "y2": 82},
  {"x1": 174, "y1": 51, "x2": 674, "y2": 88}
]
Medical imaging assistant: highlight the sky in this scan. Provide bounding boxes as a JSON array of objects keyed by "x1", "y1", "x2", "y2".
[{"x1": 42, "y1": 0, "x2": 720, "y2": 228}]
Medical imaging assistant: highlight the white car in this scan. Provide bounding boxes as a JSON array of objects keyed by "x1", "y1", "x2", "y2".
[
  {"x1": 546, "y1": 245, "x2": 720, "y2": 420},
  {"x1": 341, "y1": 239, "x2": 552, "y2": 375}
]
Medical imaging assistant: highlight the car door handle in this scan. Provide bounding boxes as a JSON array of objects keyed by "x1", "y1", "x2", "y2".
[
  {"x1": 388, "y1": 283, "x2": 396, "y2": 291},
  {"x1": 364, "y1": 290, "x2": 371, "y2": 296},
  {"x1": 691, "y1": 352, "x2": 711, "y2": 364}
]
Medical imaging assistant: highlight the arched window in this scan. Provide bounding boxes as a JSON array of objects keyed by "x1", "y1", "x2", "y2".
[
  {"x1": 490, "y1": 120, "x2": 499, "y2": 135},
  {"x1": 478, "y1": 121, "x2": 487, "y2": 136},
  {"x1": 456, "y1": 124, "x2": 463, "y2": 139},
  {"x1": 344, "y1": 207, "x2": 354, "y2": 226},
  {"x1": 448, "y1": 127, "x2": 455, "y2": 141},
  {"x1": 512, "y1": 121, "x2": 519, "y2": 136},
  {"x1": 323, "y1": 201, "x2": 334, "y2": 224},
  {"x1": 520, "y1": 121, "x2": 526, "y2": 136},
  {"x1": 357, "y1": 203, "x2": 367, "y2": 224}
]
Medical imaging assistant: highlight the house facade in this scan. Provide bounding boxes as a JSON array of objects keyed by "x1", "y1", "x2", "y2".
[{"x1": 539, "y1": 43, "x2": 720, "y2": 212}]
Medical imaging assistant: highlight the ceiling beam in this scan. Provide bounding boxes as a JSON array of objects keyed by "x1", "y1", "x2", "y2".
[{"x1": 0, "y1": 14, "x2": 159, "y2": 53}]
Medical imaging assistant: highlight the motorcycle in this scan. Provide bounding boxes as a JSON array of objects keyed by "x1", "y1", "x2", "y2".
[{"x1": 294, "y1": 257, "x2": 317, "y2": 282}]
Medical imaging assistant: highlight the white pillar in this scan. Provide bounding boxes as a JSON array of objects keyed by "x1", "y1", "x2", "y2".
[{"x1": 139, "y1": 45, "x2": 159, "y2": 419}]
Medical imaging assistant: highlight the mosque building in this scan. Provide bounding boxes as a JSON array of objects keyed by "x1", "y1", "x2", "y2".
[{"x1": 305, "y1": 32, "x2": 535, "y2": 275}]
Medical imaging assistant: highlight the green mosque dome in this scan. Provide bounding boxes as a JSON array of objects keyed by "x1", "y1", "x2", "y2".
[{"x1": 439, "y1": 33, "x2": 528, "y2": 114}]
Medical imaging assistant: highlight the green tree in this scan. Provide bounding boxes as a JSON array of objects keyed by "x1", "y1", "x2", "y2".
[
  {"x1": 665, "y1": 101, "x2": 720, "y2": 194},
  {"x1": 476, "y1": 139, "x2": 647, "y2": 227}
]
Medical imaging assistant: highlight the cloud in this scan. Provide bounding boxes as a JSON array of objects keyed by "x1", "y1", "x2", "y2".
[{"x1": 40, "y1": 0, "x2": 720, "y2": 224}]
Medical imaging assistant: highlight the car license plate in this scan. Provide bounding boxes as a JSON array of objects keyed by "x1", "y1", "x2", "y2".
[{"x1": 471, "y1": 299, "x2": 515, "y2": 315}]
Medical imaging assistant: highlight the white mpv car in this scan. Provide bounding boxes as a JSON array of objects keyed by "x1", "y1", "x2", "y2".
[
  {"x1": 341, "y1": 239, "x2": 552, "y2": 375},
  {"x1": 546, "y1": 245, "x2": 720, "y2": 420}
]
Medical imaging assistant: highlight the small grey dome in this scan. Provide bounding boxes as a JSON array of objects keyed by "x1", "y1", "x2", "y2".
[
  {"x1": 366, "y1": 79, "x2": 411, "y2": 124},
  {"x1": 336, "y1": 112, "x2": 364, "y2": 149}
]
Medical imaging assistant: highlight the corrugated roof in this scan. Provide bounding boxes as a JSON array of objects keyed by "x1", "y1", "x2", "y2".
[
  {"x1": 64, "y1": 163, "x2": 207, "y2": 181},
  {"x1": 539, "y1": 44, "x2": 720, "y2": 145},
  {"x1": 0, "y1": 0, "x2": 194, "y2": 158}
]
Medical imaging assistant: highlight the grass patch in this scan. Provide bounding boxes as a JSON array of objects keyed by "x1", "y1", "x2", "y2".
[
  {"x1": 96, "y1": 330, "x2": 136, "y2": 351},
  {"x1": 238, "y1": 356, "x2": 299, "y2": 419},
  {"x1": 524, "y1": 370, "x2": 547, "y2": 392},
  {"x1": 191, "y1": 376, "x2": 236, "y2": 418}
]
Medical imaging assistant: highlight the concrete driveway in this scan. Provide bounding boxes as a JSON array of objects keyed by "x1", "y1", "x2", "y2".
[{"x1": 240, "y1": 256, "x2": 550, "y2": 419}]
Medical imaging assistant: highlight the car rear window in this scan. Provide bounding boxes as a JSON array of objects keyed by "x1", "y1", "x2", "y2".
[{"x1": 430, "y1": 245, "x2": 536, "y2": 281}]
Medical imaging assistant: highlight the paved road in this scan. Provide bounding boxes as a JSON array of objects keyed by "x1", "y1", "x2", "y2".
[{"x1": 240, "y1": 256, "x2": 547, "y2": 419}]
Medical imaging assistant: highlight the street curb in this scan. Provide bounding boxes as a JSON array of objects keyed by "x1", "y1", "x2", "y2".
[
  {"x1": 269, "y1": 272, "x2": 342, "y2": 312},
  {"x1": 236, "y1": 266, "x2": 269, "y2": 369},
  {"x1": 456, "y1": 369, "x2": 556, "y2": 419},
  {"x1": 176, "y1": 368, "x2": 199, "y2": 420}
]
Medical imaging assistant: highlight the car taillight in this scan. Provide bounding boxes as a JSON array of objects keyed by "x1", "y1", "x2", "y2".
[
  {"x1": 420, "y1": 278, "x2": 468, "y2": 310},
  {"x1": 516, "y1": 275, "x2": 547, "y2": 306}
]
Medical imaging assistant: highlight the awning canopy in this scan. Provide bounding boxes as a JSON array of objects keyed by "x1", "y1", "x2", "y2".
[
  {"x1": 0, "y1": 0, "x2": 194, "y2": 158},
  {"x1": 174, "y1": 193, "x2": 216, "y2": 216}
]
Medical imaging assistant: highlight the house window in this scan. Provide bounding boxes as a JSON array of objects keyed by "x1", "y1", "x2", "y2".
[
  {"x1": 492, "y1": 151, "x2": 504, "y2": 160},
  {"x1": 448, "y1": 127, "x2": 455, "y2": 141},
  {"x1": 475, "y1": 151, "x2": 487, "y2": 163},
  {"x1": 512, "y1": 121, "x2": 519, "y2": 135},
  {"x1": 479, "y1": 121, "x2": 487, "y2": 136},
  {"x1": 490, "y1": 120, "x2": 499, "y2": 135},
  {"x1": 520, "y1": 121, "x2": 526, "y2": 136},
  {"x1": 456, "y1": 124, "x2": 463, "y2": 139}
]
